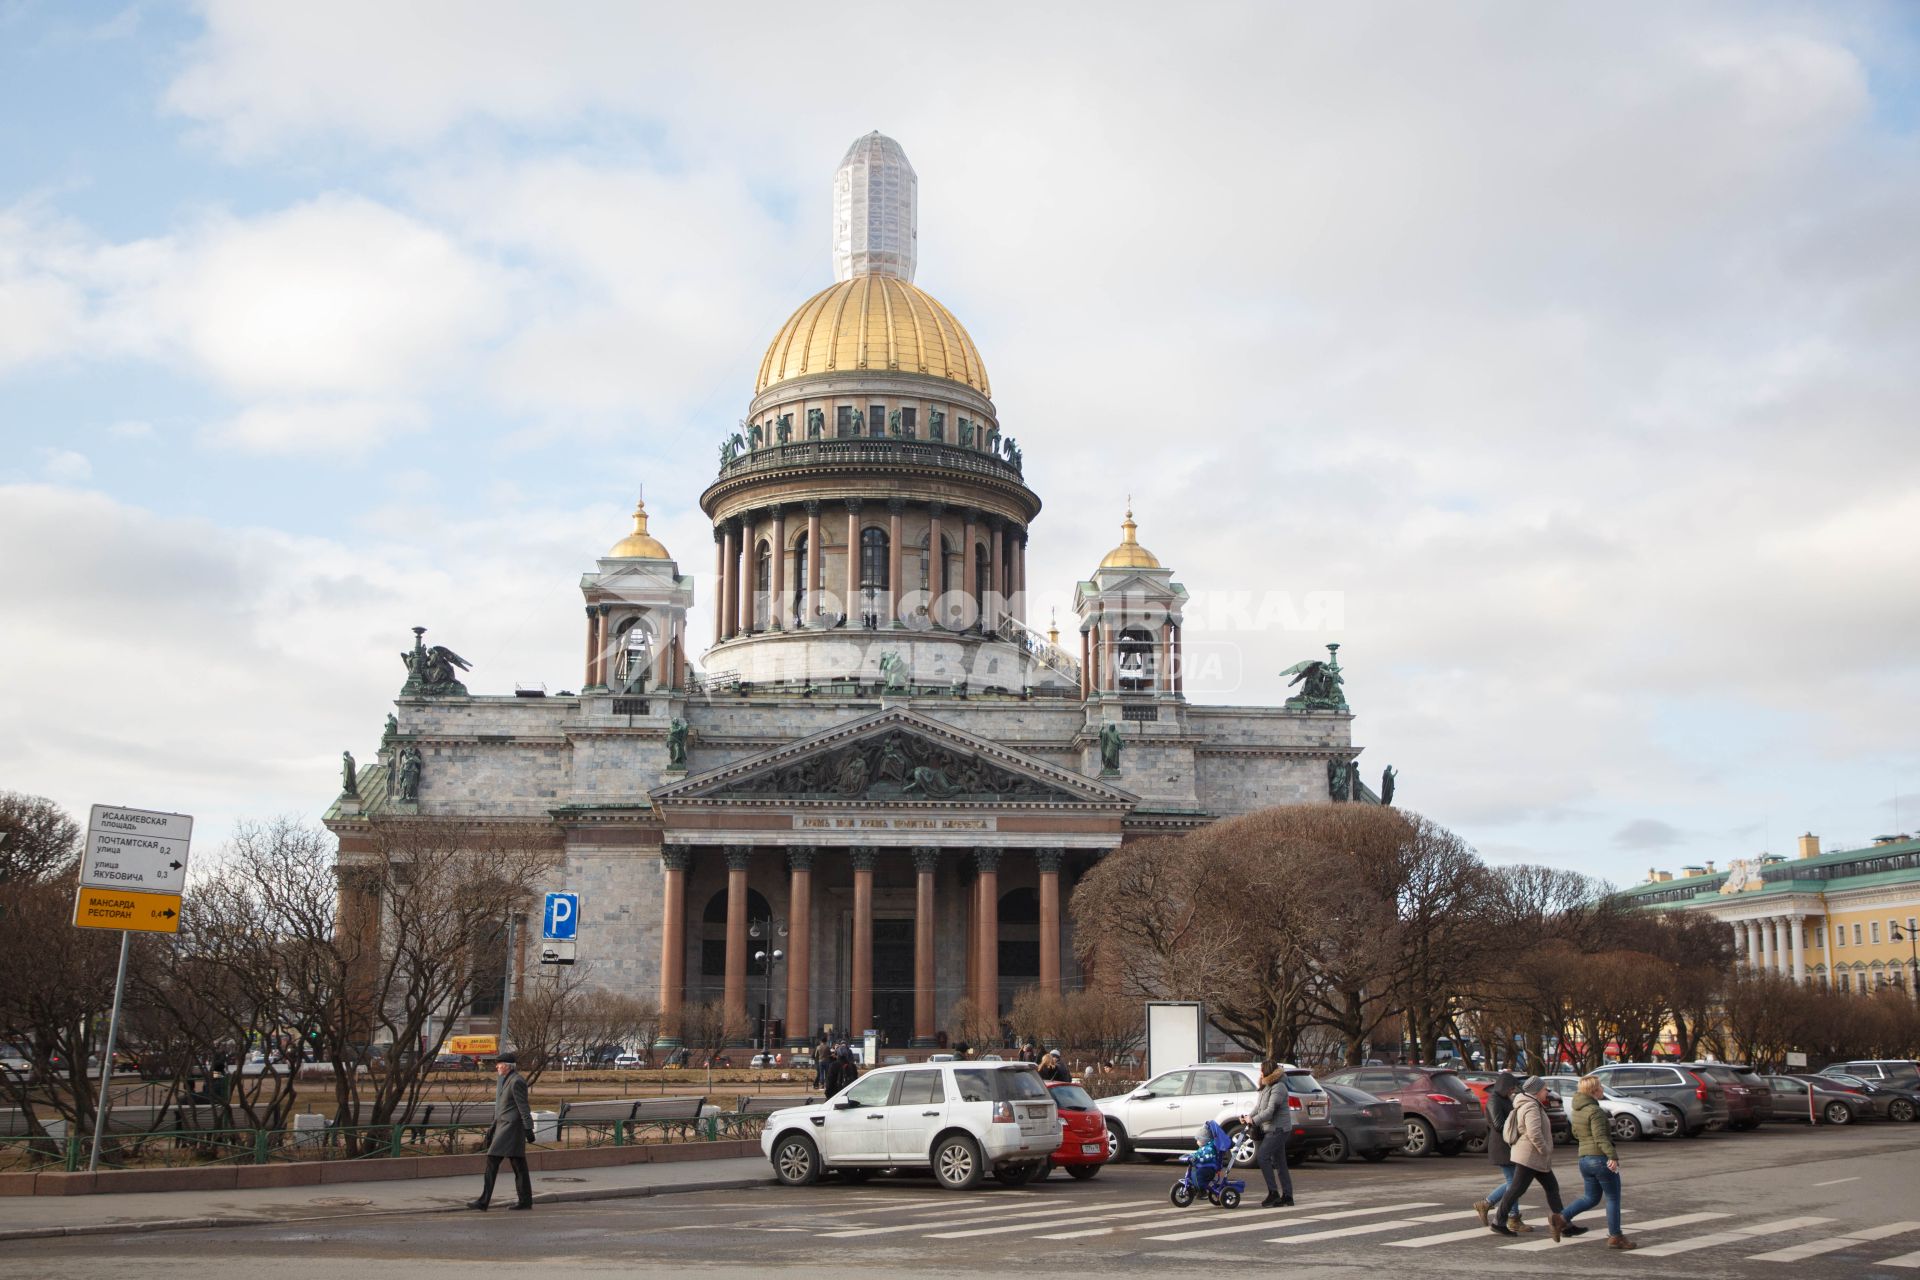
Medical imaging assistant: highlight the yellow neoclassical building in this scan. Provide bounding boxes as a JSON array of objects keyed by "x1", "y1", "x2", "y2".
[{"x1": 1624, "y1": 832, "x2": 1920, "y2": 993}]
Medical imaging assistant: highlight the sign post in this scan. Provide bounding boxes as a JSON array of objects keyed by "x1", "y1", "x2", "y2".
[
  {"x1": 540, "y1": 892, "x2": 579, "y2": 966},
  {"x1": 72, "y1": 805, "x2": 192, "y2": 1172}
]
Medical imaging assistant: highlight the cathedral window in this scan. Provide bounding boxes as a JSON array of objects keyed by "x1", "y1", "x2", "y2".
[
  {"x1": 836, "y1": 405, "x2": 853, "y2": 437},
  {"x1": 860, "y1": 527, "x2": 889, "y2": 589},
  {"x1": 869, "y1": 404, "x2": 886, "y2": 437},
  {"x1": 901, "y1": 406, "x2": 916, "y2": 437},
  {"x1": 793, "y1": 532, "x2": 810, "y2": 618},
  {"x1": 1116, "y1": 627, "x2": 1155, "y2": 691}
]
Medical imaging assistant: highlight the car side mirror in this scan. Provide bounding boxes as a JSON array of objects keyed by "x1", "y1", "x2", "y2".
[
  {"x1": 833, "y1": 1097, "x2": 860, "y2": 1109},
  {"x1": 1132, "y1": 1089, "x2": 1151, "y2": 1099}
]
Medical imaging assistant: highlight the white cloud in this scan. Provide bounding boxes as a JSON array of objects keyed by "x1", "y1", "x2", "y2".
[
  {"x1": 202, "y1": 398, "x2": 425, "y2": 456},
  {"x1": 38, "y1": 448, "x2": 92, "y2": 480}
]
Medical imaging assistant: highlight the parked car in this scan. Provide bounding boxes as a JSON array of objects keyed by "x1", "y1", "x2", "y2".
[
  {"x1": 1818, "y1": 1059, "x2": 1920, "y2": 1087},
  {"x1": 613, "y1": 1052, "x2": 644, "y2": 1069},
  {"x1": 1040, "y1": 1080, "x2": 1108, "y2": 1179},
  {"x1": 1590, "y1": 1062, "x2": 1730, "y2": 1136},
  {"x1": 761, "y1": 1061, "x2": 1059, "y2": 1190},
  {"x1": 1682, "y1": 1063, "x2": 1773, "y2": 1130},
  {"x1": 1818, "y1": 1072, "x2": 1920, "y2": 1123},
  {"x1": 1312, "y1": 1082, "x2": 1403, "y2": 1163},
  {"x1": 1460, "y1": 1073, "x2": 1573, "y2": 1150},
  {"x1": 1535, "y1": 1075, "x2": 1676, "y2": 1141},
  {"x1": 1095, "y1": 1062, "x2": 1332, "y2": 1167},
  {"x1": 1321, "y1": 1065, "x2": 1489, "y2": 1157},
  {"x1": 1768, "y1": 1074, "x2": 1883, "y2": 1125}
]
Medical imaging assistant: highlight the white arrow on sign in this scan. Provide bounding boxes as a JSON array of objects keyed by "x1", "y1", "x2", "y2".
[{"x1": 79, "y1": 805, "x2": 193, "y2": 894}]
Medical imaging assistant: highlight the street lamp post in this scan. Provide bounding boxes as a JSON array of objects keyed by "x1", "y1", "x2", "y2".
[
  {"x1": 749, "y1": 917, "x2": 788, "y2": 1056},
  {"x1": 1892, "y1": 922, "x2": 1920, "y2": 999}
]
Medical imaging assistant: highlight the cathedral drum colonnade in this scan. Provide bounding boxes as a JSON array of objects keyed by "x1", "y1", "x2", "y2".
[{"x1": 324, "y1": 133, "x2": 1379, "y2": 1052}]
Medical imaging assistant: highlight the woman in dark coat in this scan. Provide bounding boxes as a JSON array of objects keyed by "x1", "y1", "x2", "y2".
[
  {"x1": 1241, "y1": 1058, "x2": 1293, "y2": 1208},
  {"x1": 1473, "y1": 1072, "x2": 1530, "y2": 1232}
]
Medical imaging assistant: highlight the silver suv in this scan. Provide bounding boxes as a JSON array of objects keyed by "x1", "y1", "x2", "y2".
[
  {"x1": 761, "y1": 1061, "x2": 1058, "y2": 1190},
  {"x1": 1096, "y1": 1062, "x2": 1332, "y2": 1165},
  {"x1": 1590, "y1": 1063, "x2": 1730, "y2": 1137}
]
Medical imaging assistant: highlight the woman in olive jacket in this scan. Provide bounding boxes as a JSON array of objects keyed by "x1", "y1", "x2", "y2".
[{"x1": 1562, "y1": 1076, "x2": 1636, "y2": 1250}]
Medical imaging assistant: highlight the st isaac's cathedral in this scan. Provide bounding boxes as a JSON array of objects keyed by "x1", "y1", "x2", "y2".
[{"x1": 326, "y1": 133, "x2": 1376, "y2": 1051}]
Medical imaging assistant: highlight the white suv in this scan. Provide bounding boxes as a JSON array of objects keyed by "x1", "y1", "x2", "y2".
[
  {"x1": 762, "y1": 1061, "x2": 1060, "y2": 1191},
  {"x1": 1097, "y1": 1061, "x2": 1331, "y2": 1166}
]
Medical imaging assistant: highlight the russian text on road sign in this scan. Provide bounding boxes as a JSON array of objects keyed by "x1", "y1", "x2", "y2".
[
  {"x1": 543, "y1": 891, "x2": 579, "y2": 940},
  {"x1": 79, "y1": 805, "x2": 193, "y2": 894},
  {"x1": 448, "y1": 1035, "x2": 498, "y2": 1055},
  {"x1": 73, "y1": 886, "x2": 184, "y2": 933}
]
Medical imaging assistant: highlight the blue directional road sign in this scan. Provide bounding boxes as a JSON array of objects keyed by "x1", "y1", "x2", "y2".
[{"x1": 543, "y1": 892, "x2": 579, "y2": 941}]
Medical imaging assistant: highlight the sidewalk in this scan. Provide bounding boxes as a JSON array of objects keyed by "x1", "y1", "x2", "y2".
[{"x1": 0, "y1": 1154, "x2": 770, "y2": 1244}]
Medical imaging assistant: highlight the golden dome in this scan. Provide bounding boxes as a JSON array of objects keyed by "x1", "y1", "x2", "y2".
[
  {"x1": 608, "y1": 495, "x2": 671, "y2": 559},
  {"x1": 756, "y1": 274, "x2": 990, "y2": 397},
  {"x1": 1099, "y1": 508, "x2": 1162, "y2": 570}
]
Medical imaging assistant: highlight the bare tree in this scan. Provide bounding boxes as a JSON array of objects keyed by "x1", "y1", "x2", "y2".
[
  {"x1": 0, "y1": 874, "x2": 121, "y2": 1143},
  {"x1": 503, "y1": 964, "x2": 596, "y2": 1084},
  {"x1": 0, "y1": 791, "x2": 81, "y2": 884},
  {"x1": 678, "y1": 999, "x2": 748, "y2": 1089}
]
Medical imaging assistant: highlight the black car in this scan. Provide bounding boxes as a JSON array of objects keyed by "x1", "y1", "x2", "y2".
[
  {"x1": 1314, "y1": 1082, "x2": 1404, "y2": 1163},
  {"x1": 1819, "y1": 1072, "x2": 1920, "y2": 1123}
]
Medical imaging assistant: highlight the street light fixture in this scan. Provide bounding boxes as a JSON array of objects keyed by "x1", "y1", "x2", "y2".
[
  {"x1": 1891, "y1": 922, "x2": 1920, "y2": 998},
  {"x1": 749, "y1": 916, "x2": 789, "y2": 1055}
]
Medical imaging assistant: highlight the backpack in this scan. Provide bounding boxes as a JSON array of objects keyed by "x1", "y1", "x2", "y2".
[{"x1": 1501, "y1": 1099, "x2": 1523, "y2": 1146}]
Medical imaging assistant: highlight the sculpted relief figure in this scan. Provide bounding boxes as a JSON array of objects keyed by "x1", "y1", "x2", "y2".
[
  {"x1": 398, "y1": 745, "x2": 424, "y2": 802},
  {"x1": 666, "y1": 718, "x2": 689, "y2": 767},
  {"x1": 806, "y1": 408, "x2": 824, "y2": 439},
  {"x1": 341, "y1": 751, "x2": 358, "y2": 797},
  {"x1": 1098, "y1": 721, "x2": 1123, "y2": 771},
  {"x1": 776, "y1": 415, "x2": 792, "y2": 444},
  {"x1": 929, "y1": 408, "x2": 946, "y2": 441}
]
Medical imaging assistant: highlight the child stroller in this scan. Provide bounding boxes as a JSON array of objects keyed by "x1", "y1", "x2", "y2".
[{"x1": 1170, "y1": 1119, "x2": 1246, "y2": 1208}]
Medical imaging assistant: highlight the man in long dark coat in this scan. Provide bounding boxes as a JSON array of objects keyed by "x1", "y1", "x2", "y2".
[{"x1": 467, "y1": 1050, "x2": 535, "y2": 1210}]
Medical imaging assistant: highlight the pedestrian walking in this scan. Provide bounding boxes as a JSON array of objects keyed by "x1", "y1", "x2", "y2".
[
  {"x1": 812, "y1": 1040, "x2": 831, "y2": 1092},
  {"x1": 1240, "y1": 1057, "x2": 1294, "y2": 1208},
  {"x1": 1471, "y1": 1072, "x2": 1532, "y2": 1234},
  {"x1": 466, "y1": 1051, "x2": 534, "y2": 1212},
  {"x1": 1562, "y1": 1075, "x2": 1635, "y2": 1250},
  {"x1": 1037, "y1": 1049, "x2": 1070, "y2": 1083},
  {"x1": 1489, "y1": 1076, "x2": 1567, "y2": 1241}
]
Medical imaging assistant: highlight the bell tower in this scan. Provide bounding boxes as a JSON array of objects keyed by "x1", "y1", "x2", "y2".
[
  {"x1": 1073, "y1": 507, "x2": 1188, "y2": 701},
  {"x1": 580, "y1": 493, "x2": 694, "y2": 697}
]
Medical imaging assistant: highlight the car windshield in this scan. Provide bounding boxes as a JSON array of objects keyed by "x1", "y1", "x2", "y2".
[
  {"x1": 1284, "y1": 1071, "x2": 1324, "y2": 1093},
  {"x1": 1050, "y1": 1085, "x2": 1095, "y2": 1111}
]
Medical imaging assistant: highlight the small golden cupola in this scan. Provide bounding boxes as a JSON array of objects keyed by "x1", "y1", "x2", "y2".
[
  {"x1": 1098, "y1": 507, "x2": 1162, "y2": 570},
  {"x1": 608, "y1": 494, "x2": 671, "y2": 560}
]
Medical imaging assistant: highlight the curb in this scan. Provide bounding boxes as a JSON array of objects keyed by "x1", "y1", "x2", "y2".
[{"x1": 0, "y1": 1173, "x2": 772, "y2": 1245}]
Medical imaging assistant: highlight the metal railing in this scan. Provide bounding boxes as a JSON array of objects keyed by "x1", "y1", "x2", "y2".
[
  {"x1": 0, "y1": 1111, "x2": 766, "y2": 1173},
  {"x1": 716, "y1": 438, "x2": 1025, "y2": 484}
]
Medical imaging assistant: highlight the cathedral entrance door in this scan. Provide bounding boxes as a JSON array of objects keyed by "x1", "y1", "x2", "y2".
[{"x1": 872, "y1": 918, "x2": 914, "y2": 1048}]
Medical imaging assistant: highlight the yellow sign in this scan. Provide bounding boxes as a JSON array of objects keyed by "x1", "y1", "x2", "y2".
[
  {"x1": 73, "y1": 886, "x2": 182, "y2": 933},
  {"x1": 448, "y1": 1035, "x2": 498, "y2": 1056}
]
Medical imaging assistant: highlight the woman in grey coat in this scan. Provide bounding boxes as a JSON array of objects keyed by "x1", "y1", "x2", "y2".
[{"x1": 1240, "y1": 1058, "x2": 1293, "y2": 1208}]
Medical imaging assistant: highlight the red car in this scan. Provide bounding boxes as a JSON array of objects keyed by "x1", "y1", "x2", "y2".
[{"x1": 1040, "y1": 1080, "x2": 1108, "y2": 1179}]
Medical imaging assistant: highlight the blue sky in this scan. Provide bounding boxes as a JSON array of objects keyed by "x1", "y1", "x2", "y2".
[{"x1": 3, "y1": 1, "x2": 1919, "y2": 882}]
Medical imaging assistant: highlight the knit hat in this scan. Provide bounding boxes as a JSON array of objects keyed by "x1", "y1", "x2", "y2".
[{"x1": 1520, "y1": 1075, "x2": 1546, "y2": 1094}]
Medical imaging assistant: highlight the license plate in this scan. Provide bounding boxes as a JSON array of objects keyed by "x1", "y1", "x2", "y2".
[
  {"x1": 1081, "y1": 1142, "x2": 1102, "y2": 1154},
  {"x1": 1308, "y1": 1101, "x2": 1327, "y2": 1118},
  {"x1": 1025, "y1": 1105, "x2": 1049, "y2": 1119}
]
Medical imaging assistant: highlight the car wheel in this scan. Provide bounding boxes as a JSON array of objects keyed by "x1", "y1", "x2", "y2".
[
  {"x1": 771, "y1": 1132, "x2": 821, "y2": 1186},
  {"x1": 1609, "y1": 1113, "x2": 1643, "y2": 1143},
  {"x1": 1360, "y1": 1148, "x2": 1390, "y2": 1163},
  {"x1": 994, "y1": 1160, "x2": 1044, "y2": 1186},
  {"x1": 1066, "y1": 1164, "x2": 1101, "y2": 1181},
  {"x1": 1888, "y1": 1098, "x2": 1917, "y2": 1123},
  {"x1": 1228, "y1": 1124, "x2": 1258, "y2": 1168},
  {"x1": 933, "y1": 1134, "x2": 985, "y2": 1190},
  {"x1": 1823, "y1": 1101, "x2": 1853, "y2": 1127},
  {"x1": 1402, "y1": 1116, "x2": 1436, "y2": 1157},
  {"x1": 1464, "y1": 1132, "x2": 1487, "y2": 1154},
  {"x1": 1105, "y1": 1120, "x2": 1132, "y2": 1163},
  {"x1": 1658, "y1": 1104, "x2": 1688, "y2": 1135},
  {"x1": 1170, "y1": 1182, "x2": 1195, "y2": 1208},
  {"x1": 1316, "y1": 1129, "x2": 1350, "y2": 1163}
]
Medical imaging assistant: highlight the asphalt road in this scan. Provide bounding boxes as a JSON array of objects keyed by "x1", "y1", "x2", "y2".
[{"x1": 8, "y1": 1123, "x2": 1920, "y2": 1279}]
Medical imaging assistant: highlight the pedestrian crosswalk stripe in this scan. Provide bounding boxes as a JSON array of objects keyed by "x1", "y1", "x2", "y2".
[
  {"x1": 1143, "y1": 1201, "x2": 1437, "y2": 1243},
  {"x1": 1038, "y1": 1200, "x2": 1355, "y2": 1241},
  {"x1": 1635, "y1": 1216, "x2": 1834, "y2": 1258},
  {"x1": 817, "y1": 1197, "x2": 1159, "y2": 1235},
  {"x1": 1747, "y1": 1220, "x2": 1920, "y2": 1262},
  {"x1": 804, "y1": 1197, "x2": 970, "y2": 1218},
  {"x1": 927, "y1": 1206, "x2": 1177, "y2": 1240},
  {"x1": 1264, "y1": 1210, "x2": 1467, "y2": 1245},
  {"x1": 1879, "y1": 1247, "x2": 1920, "y2": 1269},
  {"x1": 1494, "y1": 1211, "x2": 1721, "y2": 1252}
]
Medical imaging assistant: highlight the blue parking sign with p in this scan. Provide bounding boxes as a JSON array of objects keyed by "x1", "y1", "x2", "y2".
[{"x1": 543, "y1": 892, "x2": 579, "y2": 940}]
